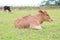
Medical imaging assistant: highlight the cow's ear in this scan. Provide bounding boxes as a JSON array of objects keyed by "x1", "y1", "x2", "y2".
[{"x1": 38, "y1": 10, "x2": 44, "y2": 13}]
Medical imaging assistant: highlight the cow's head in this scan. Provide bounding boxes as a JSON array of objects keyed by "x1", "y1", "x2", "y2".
[{"x1": 38, "y1": 10, "x2": 53, "y2": 22}]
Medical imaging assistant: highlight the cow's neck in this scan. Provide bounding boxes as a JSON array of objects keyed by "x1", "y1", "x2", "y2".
[{"x1": 37, "y1": 13, "x2": 44, "y2": 24}]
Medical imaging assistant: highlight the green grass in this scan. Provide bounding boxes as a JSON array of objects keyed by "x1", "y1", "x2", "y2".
[{"x1": 0, "y1": 9, "x2": 60, "y2": 40}]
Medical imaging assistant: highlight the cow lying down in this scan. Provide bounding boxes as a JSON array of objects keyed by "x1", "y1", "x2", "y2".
[{"x1": 14, "y1": 10, "x2": 52, "y2": 29}]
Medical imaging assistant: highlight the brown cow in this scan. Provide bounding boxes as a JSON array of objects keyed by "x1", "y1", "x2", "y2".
[{"x1": 14, "y1": 10, "x2": 52, "y2": 29}]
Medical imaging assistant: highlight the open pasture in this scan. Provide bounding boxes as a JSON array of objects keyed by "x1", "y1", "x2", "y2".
[{"x1": 0, "y1": 9, "x2": 60, "y2": 40}]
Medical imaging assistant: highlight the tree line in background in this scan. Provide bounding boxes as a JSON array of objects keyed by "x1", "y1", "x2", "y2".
[
  {"x1": 0, "y1": 0, "x2": 60, "y2": 10},
  {"x1": 41, "y1": 0, "x2": 60, "y2": 6}
]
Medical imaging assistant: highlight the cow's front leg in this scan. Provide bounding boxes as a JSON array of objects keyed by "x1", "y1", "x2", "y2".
[
  {"x1": 30, "y1": 24, "x2": 42, "y2": 30},
  {"x1": 34, "y1": 25, "x2": 42, "y2": 29}
]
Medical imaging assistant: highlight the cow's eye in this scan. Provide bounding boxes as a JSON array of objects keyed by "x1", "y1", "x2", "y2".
[{"x1": 46, "y1": 14, "x2": 49, "y2": 16}]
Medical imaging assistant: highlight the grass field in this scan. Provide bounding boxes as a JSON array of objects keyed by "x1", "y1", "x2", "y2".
[{"x1": 0, "y1": 9, "x2": 60, "y2": 40}]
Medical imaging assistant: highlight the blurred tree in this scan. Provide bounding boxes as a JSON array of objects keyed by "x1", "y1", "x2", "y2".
[
  {"x1": 41, "y1": 0, "x2": 60, "y2": 6},
  {"x1": 40, "y1": 0, "x2": 46, "y2": 6},
  {"x1": 57, "y1": 0, "x2": 60, "y2": 5}
]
